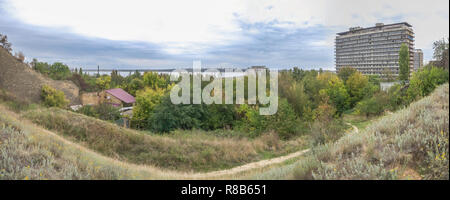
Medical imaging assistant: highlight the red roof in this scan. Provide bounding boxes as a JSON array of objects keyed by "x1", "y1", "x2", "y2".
[{"x1": 105, "y1": 88, "x2": 136, "y2": 104}]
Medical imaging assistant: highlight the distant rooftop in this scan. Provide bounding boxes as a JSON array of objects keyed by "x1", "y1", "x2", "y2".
[{"x1": 337, "y1": 22, "x2": 412, "y2": 36}]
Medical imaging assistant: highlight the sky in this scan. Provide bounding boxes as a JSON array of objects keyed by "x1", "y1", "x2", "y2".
[{"x1": 0, "y1": 0, "x2": 448, "y2": 70}]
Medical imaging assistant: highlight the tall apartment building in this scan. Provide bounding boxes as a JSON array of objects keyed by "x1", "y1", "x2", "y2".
[
  {"x1": 413, "y1": 49, "x2": 424, "y2": 71},
  {"x1": 335, "y1": 22, "x2": 415, "y2": 76}
]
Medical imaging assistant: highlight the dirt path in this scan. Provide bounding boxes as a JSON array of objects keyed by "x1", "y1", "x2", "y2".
[
  {"x1": 2, "y1": 106, "x2": 359, "y2": 179},
  {"x1": 188, "y1": 122, "x2": 360, "y2": 178},
  {"x1": 346, "y1": 122, "x2": 359, "y2": 134}
]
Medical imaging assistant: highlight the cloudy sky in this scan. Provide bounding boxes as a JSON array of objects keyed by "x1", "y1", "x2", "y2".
[{"x1": 0, "y1": 0, "x2": 448, "y2": 70}]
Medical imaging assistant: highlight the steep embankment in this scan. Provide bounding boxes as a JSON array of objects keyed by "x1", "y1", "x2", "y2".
[{"x1": 0, "y1": 47, "x2": 80, "y2": 104}]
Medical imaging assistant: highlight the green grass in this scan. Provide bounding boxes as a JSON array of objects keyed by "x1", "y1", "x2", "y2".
[{"x1": 343, "y1": 114, "x2": 378, "y2": 130}]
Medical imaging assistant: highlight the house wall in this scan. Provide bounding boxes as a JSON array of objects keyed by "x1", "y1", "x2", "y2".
[
  {"x1": 81, "y1": 92, "x2": 100, "y2": 105},
  {"x1": 100, "y1": 91, "x2": 123, "y2": 106}
]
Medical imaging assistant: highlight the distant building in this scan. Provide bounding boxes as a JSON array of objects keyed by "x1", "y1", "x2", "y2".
[
  {"x1": 380, "y1": 81, "x2": 401, "y2": 91},
  {"x1": 250, "y1": 66, "x2": 267, "y2": 69},
  {"x1": 413, "y1": 49, "x2": 423, "y2": 71},
  {"x1": 335, "y1": 22, "x2": 415, "y2": 76}
]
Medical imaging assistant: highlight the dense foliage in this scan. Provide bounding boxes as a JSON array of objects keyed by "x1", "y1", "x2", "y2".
[
  {"x1": 41, "y1": 85, "x2": 68, "y2": 108},
  {"x1": 33, "y1": 62, "x2": 72, "y2": 80},
  {"x1": 77, "y1": 103, "x2": 121, "y2": 121},
  {"x1": 398, "y1": 43, "x2": 410, "y2": 82}
]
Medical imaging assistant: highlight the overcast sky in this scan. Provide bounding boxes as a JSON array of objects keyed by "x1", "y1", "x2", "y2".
[{"x1": 0, "y1": 0, "x2": 448, "y2": 70}]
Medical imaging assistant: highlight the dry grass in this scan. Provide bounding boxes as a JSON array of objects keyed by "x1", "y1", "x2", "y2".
[
  {"x1": 251, "y1": 83, "x2": 449, "y2": 180},
  {"x1": 1, "y1": 104, "x2": 310, "y2": 179},
  {"x1": 19, "y1": 106, "x2": 307, "y2": 172}
]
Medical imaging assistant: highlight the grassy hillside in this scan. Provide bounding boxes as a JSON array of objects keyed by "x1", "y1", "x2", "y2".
[
  {"x1": 6, "y1": 105, "x2": 306, "y2": 172},
  {"x1": 0, "y1": 47, "x2": 80, "y2": 105},
  {"x1": 251, "y1": 84, "x2": 449, "y2": 180}
]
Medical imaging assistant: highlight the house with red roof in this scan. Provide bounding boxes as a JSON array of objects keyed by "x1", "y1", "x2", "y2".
[{"x1": 100, "y1": 88, "x2": 136, "y2": 107}]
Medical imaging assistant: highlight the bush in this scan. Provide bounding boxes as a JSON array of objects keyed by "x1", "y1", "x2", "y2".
[
  {"x1": 33, "y1": 62, "x2": 72, "y2": 80},
  {"x1": 265, "y1": 99, "x2": 301, "y2": 139},
  {"x1": 278, "y1": 73, "x2": 312, "y2": 120},
  {"x1": 355, "y1": 92, "x2": 389, "y2": 117},
  {"x1": 41, "y1": 85, "x2": 68, "y2": 108},
  {"x1": 407, "y1": 66, "x2": 449, "y2": 102},
  {"x1": 317, "y1": 73, "x2": 350, "y2": 116},
  {"x1": 77, "y1": 104, "x2": 121, "y2": 121},
  {"x1": 345, "y1": 72, "x2": 369, "y2": 107},
  {"x1": 0, "y1": 34, "x2": 12, "y2": 53},
  {"x1": 148, "y1": 95, "x2": 207, "y2": 133},
  {"x1": 234, "y1": 99, "x2": 301, "y2": 139},
  {"x1": 132, "y1": 87, "x2": 167, "y2": 129},
  {"x1": 69, "y1": 74, "x2": 94, "y2": 92}
]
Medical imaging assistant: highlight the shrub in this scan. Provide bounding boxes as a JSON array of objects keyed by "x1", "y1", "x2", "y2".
[
  {"x1": 0, "y1": 33, "x2": 12, "y2": 53},
  {"x1": 317, "y1": 73, "x2": 350, "y2": 116},
  {"x1": 337, "y1": 66, "x2": 357, "y2": 83},
  {"x1": 33, "y1": 62, "x2": 72, "y2": 80},
  {"x1": 407, "y1": 66, "x2": 449, "y2": 102},
  {"x1": 148, "y1": 95, "x2": 207, "y2": 133},
  {"x1": 77, "y1": 103, "x2": 121, "y2": 121},
  {"x1": 355, "y1": 92, "x2": 389, "y2": 117},
  {"x1": 132, "y1": 87, "x2": 167, "y2": 129},
  {"x1": 69, "y1": 74, "x2": 94, "y2": 92},
  {"x1": 41, "y1": 85, "x2": 68, "y2": 108},
  {"x1": 278, "y1": 73, "x2": 312, "y2": 120},
  {"x1": 345, "y1": 71, "x2": 369, "y2": 107},
  {"x1": 14, "y1": 51, "x2": 25, "y2": 62},
  {"x1": 265, "y1": 98, "x2": 300, "y2": 139}
]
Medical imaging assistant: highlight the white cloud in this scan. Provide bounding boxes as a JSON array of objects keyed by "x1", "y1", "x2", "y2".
[{"x1": 4, "y1": 0, "x2": 449, "y2": 58}]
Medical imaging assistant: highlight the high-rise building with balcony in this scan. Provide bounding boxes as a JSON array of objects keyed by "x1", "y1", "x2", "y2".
[
  {"x1": 413, "y1": 49, "x2": 424, "y2": 71},
  {"x1": 335, "y1": 22, "x2": 415, "y2": 76}
]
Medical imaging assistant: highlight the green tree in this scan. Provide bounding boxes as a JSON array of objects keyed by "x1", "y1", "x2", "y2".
[
  {"x1": 34, "y1": 62, "x2": 51, "y2": 75},
  {"x1": 355, "y1": 92, "x2": 389, "y2": 118},
  {"x1": 399, "y1": 43, "x2": 410, "y2": 82},
  {"x1": 110, "y1": 70, "x2": 124, "y2": 88},
  {"x1": 338, "y1": 66, "x2": 357, "y2": 83},
  {"x1": 49, "y1": 62, "x2": 71, "y2": 80},
  {"x1": 148, "y1": 95, "x2": 206, "y2": 133},
  {"x1": 278, "y1": 72, "x2": 311, "y2": 119},
  {"x1": 407, "y1": 66, "x2": 449, "y2": 102},
  {"x1": 317, "y1": 73, "x2": 349, "y2": 116},
  {"x1": 234, "y1": 104, "x2": 266, "y2": 137},
  {"x1": 143, "y1": 72, "x2": 167, "y2": 89},
  {"x1": 95, "y1": 75, "x2": 111, "y2": 91},
  {"x1": 387, "y1": 84, "x2": 407, "y2": 110},
  {"x1": 132, "y1": 87, "x2": 167, "y2": 129},
  {"x1": 345, "y1": 71, "x2": 369, "y2": 107},
  {"x1": 432, "y1": 37, "x2": 449, "y2": 69},
  {"x1": 265, "y1": 98, "x2": 299, "y2": 139},
  {"x1": 41, "y1": 85, "x2": 68, "y2": 108},
  {"x1": 121, "y1": 78, "x2": 144, "y2": 96}
]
